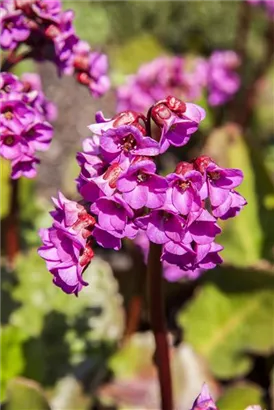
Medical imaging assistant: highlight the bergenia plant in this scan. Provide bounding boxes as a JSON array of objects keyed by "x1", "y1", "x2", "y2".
[
  {"x1": 38, "y1": 95, "x2": 247, "y2": 409},
  {"x1": 116, "y1": 51, "x2": 240, "y2": 113}
]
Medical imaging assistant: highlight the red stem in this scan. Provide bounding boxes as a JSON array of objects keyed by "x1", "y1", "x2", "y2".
[
  {"x1": 1, "y1": 50, "x2": 36, "y2": 72},
  {"x1": 147, "y1": 242, "x2": 173, "y2": 410},
  {"x1": 6, "y1": 178, "x2": 20, "y2": 269}
]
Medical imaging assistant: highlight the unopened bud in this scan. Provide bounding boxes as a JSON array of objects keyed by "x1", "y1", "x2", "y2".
[{"x1": 175, "y1": 161, "x2": 193, "y2": 175}]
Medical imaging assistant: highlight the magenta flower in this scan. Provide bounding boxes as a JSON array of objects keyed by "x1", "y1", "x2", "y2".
[
  {"x1": 38, "y1": 98, "x2": 246, "y2": 294},
  {"x1": 38, "y1": 193, "x2": 95, "y2": 295},
  {"x1": 100, "y1": 125, "x2": 159, "y2": 163},
  {"x1": 151, "y1": 98, "x2": 206, "y2": 153},
  {"x1": 21, "y1": 73, "x2": 58, "y2": 122},
  {"x1": 0, "y1": 7, "x2": 30, "y2": 50},
  {"x1": 73, "y1": 41, "x2": 110, "y2": 97},
  {"x1": 92, "y1": 226, "x2": 122, "y2": 251},
  {"x1": 90, "y1": 194, "x2": 133, "y2": 233},
  {"x1": 207, "y1": 51, "x2": 241, "y2": 106},
  {"x1": 190, "y1": 384, "x2": 218, "y2": 410},
  {"x1": 167, "y1": 168, "x2": 203, "y2": 215},
  {"x1": 194, "y1": 156, "x2": 244, "y2": 207},
  {"x1": 212, "y1": 190, "x2": 247, "y2": 220},
  {"x1": 136, "y1": 210, "x2": 185, "y2": 245},
  {"x1": 116, "y1": 158, "x2": 168, "y2": 209},
  {"x1": 185, "y1": 209, "x2": 222, "y2": 245}
]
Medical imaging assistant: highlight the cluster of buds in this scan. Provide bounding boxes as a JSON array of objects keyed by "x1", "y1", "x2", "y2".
[
  {"x1": 116, "y1": 51, "x2": 240, "y2": 112},
  {"x1": 0, "y1": 0, "x2": 109, "y2": 96},
  {"x1": 39, "y1": 96, "x2": 246, "y2": 295},
  {"x1": 0, "y1": 72, "x2": 55, "y2": 178},
  {"x1": 247, "y1": 0, "x2": 274, "y2": 17},
  {"x1": 190, "y1": 384, "x2": 262, "y2": 410}
]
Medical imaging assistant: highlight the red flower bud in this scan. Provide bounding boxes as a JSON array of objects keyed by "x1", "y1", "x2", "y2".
[
  {"x1": 166, "y1": 96, "x2": 186, "y2": 114},
  {"x1": 175, "y1": 161, "x2": 193, "y2": 175}
]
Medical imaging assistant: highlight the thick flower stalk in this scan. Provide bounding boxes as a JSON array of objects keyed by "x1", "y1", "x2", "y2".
[
  {"x1": 0, "y1": 72, "x2": 55, "y2": 178},
  {"x1": 0, "y1": 0, "x2": 110, "y2": 96},
  {"x1": 39, "y1": 95, "x2": 246, "y2": 293},
  {"x1": 116, "y1": 51, "x2": 240, "y2": 112},
  {"x1": 190, "y1": 384, "x2": 263, "y2": 410}
]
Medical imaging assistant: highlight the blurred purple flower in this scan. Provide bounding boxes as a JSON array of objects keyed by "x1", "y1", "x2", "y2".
[
  {"x1": 207, "y1": 50, "x2": 241, "y2": 106},
  {"x1": 190, "y1": 383, "x2": 218, "y2": 410}
]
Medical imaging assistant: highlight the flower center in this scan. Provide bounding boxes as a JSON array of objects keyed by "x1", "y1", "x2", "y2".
[
  {"x1": 178, "y1": 180, "x2": 190, "y2": 191},
  {"x1": 137, "y1": 172, "x2": 148, "y2": 183},
  {"x1": 209, "y1": 171, "x2": 220, "y2": 181},
  {"x1": 3, "y1": 110, "x2": 13, "y2": 120},
  {"x1": 122, "y1": 134, "x2": 137, "y2": 152},
  {"x1": 4, "y1": 135, "x2": 15, "y2": 146}
]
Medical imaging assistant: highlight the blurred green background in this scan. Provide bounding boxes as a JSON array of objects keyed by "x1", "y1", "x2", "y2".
[{"x1": 1, "y1": 1, "x2": 274, "y2": 409}]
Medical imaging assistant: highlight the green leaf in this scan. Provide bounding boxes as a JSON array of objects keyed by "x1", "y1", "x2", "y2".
[
  {"x1": 217, "y1": 383, "x2": 264, "y2": 410},
  {"x1": 0, "y1": 159, "x2": 11, "y2": 219},
  {"x1": 1, "y1": 326, "x2": 26, "y2": 401},
  {"x1": 110, "y1": 33, "x2": 167, "y2": 76},
  {"x1": 6, "y1": 378, "x2": 50, "y2": 410},
  {"x1": 178, "y1": 265, "x2": 274, "y2": 379}
]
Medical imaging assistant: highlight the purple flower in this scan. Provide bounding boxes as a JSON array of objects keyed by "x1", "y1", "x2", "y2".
[
  {"x1": 116, "y1": 56, "x2": 203, "y2": 113},
  {"x1": 136, "y1": 210, "x2": 185, "y2": 245},
  {"x1": 53, "y1": 10, "x2": 78, "y2": 76},
  {"x1": 167, "y1": 168, "x2": 203, "y2": 215},
  {"x1": 38, "y1": 193, "x2": 95, "y2": 295},
  {"x1": 194, "y1": 156, "x2": 243, "y2": 207},
  {"x1": 90, "y1": 194, "x2": 133, "y2": 233},
  {"x1": 163, "y1": 262, "x2": 201, "y2": 282},
  {"x1": 212, "y1": 190, "x2": 247, "y2": 220},
  {"x1": 207, "y1": 51, "x2": 240, "y2": 106},
  {"x1": 21, "y1": 73, "x2": 58, "y2": 122},
  {"x1": 116, "y1": 158, "x2": 168, "y2": 209},
  {"x1": 38, "y1": 223, "x2": 92, "y2": 295},
  {"x1": 30, "y1": 0, "x2": 62, "y2": 21},
  {"x1": 185, "y1": 209, "x2": 221, "y2": 245},
  {"x1": 92, "y1": 226, "x2": 122, "y2": 251},
  {"x1": 11, "y1": 154, "x2": 39, "y2": 179},
  {"x1": 100, "y1": 125, "x2": 159, "y2": 162},
  {"x1": 190, "y1": 383, "x2": 218, "y2": 410},
  {"x1": 0, "y1": 7, "x2": 30, "y2": 50},
  {"x1": 151, "y1": 98, "x2": 205, "y2": 153},
  {"x1": 0, "y1": 72, "x2": 54, "y2": 179},
  {"x1": 0, "y1": 72, "x2": 23, "y2": 98},
  {"x1": 73, "y1": 41, "x2": 110, "y2": 97}
]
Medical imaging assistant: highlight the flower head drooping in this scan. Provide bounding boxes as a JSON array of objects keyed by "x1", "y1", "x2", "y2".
[
  {"x1": 39, "y1": 94, "x2": 246, "y2": 294},
  {"x1": 0, "y1": 72, "x2": 54, "y2": 179},
  {"x1": 0, "y1": 0, "x2": 110, "y2": 97}
]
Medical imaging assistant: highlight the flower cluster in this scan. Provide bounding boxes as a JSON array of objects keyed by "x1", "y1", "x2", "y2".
[
  {"x1": 247, "y1": 0, "x2": 274, "y2": 18},
  {"x1": 190, "y1": 384, "x2": 262, "y2": 410},
  {"x1": 0, "y1": 72, "x2": 55, "y2": 178},
  {"x1": 39, "y1": 95, "x2": 246, "y2": 294},
  {"x1": 116, "y1": 51, "x2": 240, "y2": 112},
  {"x1": 0, "y1": 0, "x2": 110, "y2": 97}
]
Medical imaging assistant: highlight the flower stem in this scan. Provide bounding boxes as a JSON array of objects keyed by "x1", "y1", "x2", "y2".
[
  {"x1": 6, "y1": 177, "x2": 20, "y2": 269},
  {"x1": 147, "y1": 241, "x2": 173, "y2": 410}
]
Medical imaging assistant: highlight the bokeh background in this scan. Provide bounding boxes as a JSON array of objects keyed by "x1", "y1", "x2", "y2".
[{"x1": 1, "y1": 1, "x2": 274, "y2": 409}]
